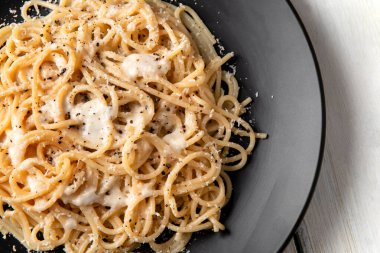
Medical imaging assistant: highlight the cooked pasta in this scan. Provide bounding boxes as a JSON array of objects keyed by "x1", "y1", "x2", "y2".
[{"x1": 0, "y1": 0, "x2": 266, "y2": 252}]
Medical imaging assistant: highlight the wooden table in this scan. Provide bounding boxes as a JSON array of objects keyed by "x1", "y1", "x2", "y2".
[{"x1": 284, "y1": 0, "x2": 380, "y2": 252}]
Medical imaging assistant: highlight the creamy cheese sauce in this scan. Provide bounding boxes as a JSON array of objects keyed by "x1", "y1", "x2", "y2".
[
  {"x1": 62, "y1": 168, "x2": 154, "y2": 210},
  {"x1": 139, "y1": 182, "x2": 154, "y2": 198},
  {"x1": 54, "y1": 56, "x2": 67, "y2": 70},
  {"x1": 124, "y1": 104, "x2": 146, "y2": 133},
  {"x1": 34, "y1": 198, "x2": 49, "y2": 211},
  {"x1": 63, "y1": 169, "x2": 86, "y2": 196},
  {"x1": 163, "y1": 129, "x2": 187, "y2": 152},
  {"x1": 70, "y1": 99, "x2": 112, "y2": 147},
  {"x1": 105, "y1": 5, "x2": 120, "y2": 18},
  {"x1": 68, "y1": 186, "x2": 99, "y2": 206},
  {"x1": 121, "y1": 54, "x2": 171, "y2": 80},
  {"x1": 26, "y1": 175, "x2": 47, "y2": 193},
  {"x1": 102, "y1": 180, "x2": 129, "y2": 210},
  {"x1": 40, "y1": 99, "x2": 60, "y2": 122},
  {"x1": 5, "y1": 128, "x2": 25, "y2": 166},
  {"x1": 62, "y1": 168, "x2": 99, "y2": 206},
  {"x1": 62, "y1": 218, "x2": 78, "y2": 230}
]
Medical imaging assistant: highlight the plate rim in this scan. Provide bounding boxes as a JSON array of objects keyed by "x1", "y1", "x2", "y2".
[{"x1": 277, "y1": 1, "x2": 326, "y2": 252}]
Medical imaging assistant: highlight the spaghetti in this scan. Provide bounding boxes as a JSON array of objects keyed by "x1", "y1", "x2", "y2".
[{"x1": 0, "y1": 0, "x2": 266, "y2": 252}]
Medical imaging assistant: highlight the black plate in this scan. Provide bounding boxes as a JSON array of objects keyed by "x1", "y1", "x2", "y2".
[{"x1": 0, "y1": 0, "x2": 325, "y2": 252}]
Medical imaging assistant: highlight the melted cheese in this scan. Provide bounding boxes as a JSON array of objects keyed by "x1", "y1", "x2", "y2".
[
  {"x1": 62, "y1": 218, "x2": 77, "y2": 230},
  {"x1": 26, "y1": 175, "x2": 47, "y2": 193},
  {"x1": 105, "y1": 5, "x2": 120, "y2": 18},
  {"x1": 139, "y1": 183, "x2": 153, "y2": 198},
  {"x1": 163, "y1": 129, "x2": 186, "y2": 152},
  {"x1": 63, "y1": 169, "x2": 86, "y2": 196},
  {"x1": 65, "y1": 185, "x2": 99, "y2": 206},
  {"x1": 102, "y1": 181, "x2": 129, "y2": 210},
  {"x1": 98, "y1": 176, "x2": 118, "y2": 194},
  {"x1": 54, "y1": 56, "x2": 67, "y2": 70},
  {"x1": 62, "y1": 168, "x2": 154, "y2": 210},
  {"x1": 70, "y1": 99, "x2": 112, "y2": 147},
  {"x1": 124, "y1": 105, "x2": 146, "y2": 133},
  {"x1": 121, "y1": 54, "x2": 170, "y2": 80},
  {"x1": 5, "y1": 128, "x2": 25, "y2": 166},
  {"x1": 34, "y1": 198, "x2": 49, "y2": 211},
  {"x1": 40, "y1": 99, "x2": 60, "y2": 122},
  {"x1": 62, "y1": 168, "x2": 99, "y2": 206}
]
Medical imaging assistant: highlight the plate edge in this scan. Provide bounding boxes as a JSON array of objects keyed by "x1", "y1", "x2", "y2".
[{"x1": 277, "y1": 1, "x2": 327, "y2": 252}]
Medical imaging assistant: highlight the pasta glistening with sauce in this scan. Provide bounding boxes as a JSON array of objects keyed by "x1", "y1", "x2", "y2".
[{"x1": 0, "y1": 0, "x2": 266, "y2": 252}]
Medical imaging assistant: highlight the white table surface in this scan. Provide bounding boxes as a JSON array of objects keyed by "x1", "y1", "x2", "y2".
[{"x1": 285, "y1": 0, "x2": 380, "y2": 252}]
